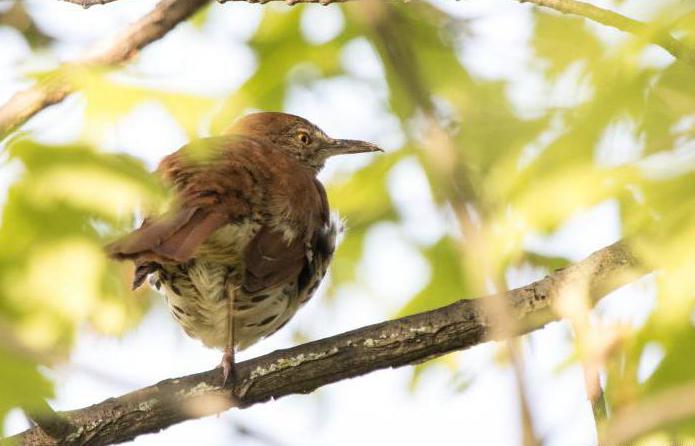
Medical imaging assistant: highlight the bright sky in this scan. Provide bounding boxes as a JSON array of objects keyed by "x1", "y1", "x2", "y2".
[{"x1": 0, "y1": 1, "x2": 660, "y2": 445}]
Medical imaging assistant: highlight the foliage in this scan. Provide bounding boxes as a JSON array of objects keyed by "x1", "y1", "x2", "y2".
[
  {"x1": 0, "y1": 0, "x2": 694, "y2": 442},
  {"x1": 0, "y1": 139, "x2": 163, "y2": 428}
]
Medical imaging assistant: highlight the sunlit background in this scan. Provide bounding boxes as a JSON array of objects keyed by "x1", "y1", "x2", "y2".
[{"x1": 1, "y1": 0, "x2": 694, "y2": 445}]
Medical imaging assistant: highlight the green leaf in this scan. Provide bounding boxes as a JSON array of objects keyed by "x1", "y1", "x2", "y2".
[
  {"x1": 522, "y1": 251, "x2": 572, "y2": 271},
  {"x1": 37, "y1": 66, "x2": 219, "y2": 142},
  {"x1": 212, "y1": 6, "x2": 356, "y2": 132},
  {"x1": 0, "y1": 347, "x2": 53, "y2": 435},
  {"x1": 532, "y1": 11, "x2": 603, "y2": 78},
  {"x1": 641, "y1": 62, "x2": 695, "y2": 155},
  {"x1": 327, "y1": 151, "x2": 406, "y2": 290},
  {"x1": 397, "y1": 236, "x2": 471, "y2": 317}
]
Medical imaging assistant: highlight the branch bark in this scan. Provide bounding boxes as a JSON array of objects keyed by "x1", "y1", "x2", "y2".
[
  {"x1": 0, "y1": 0, "x2": 210, "y2": 140},
  {"x1": 3, "y1": 241, "x2": 642, "y2": 446}
]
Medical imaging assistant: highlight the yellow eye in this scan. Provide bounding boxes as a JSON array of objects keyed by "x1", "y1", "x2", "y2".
[{"x1": 297, "y1": 131, "x2": 311, "y2": 145}]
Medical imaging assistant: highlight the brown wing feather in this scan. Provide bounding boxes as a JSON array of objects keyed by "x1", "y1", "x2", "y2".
[
  {"x1": 106, "y1": 208, "x2": 227, "y2": 263},
  {"x1": 107, "y1": 136, "x2": 257, "y2": 266},
  {"x1": 153, "y1": 209, "x2": 227, "y2": 262},
  {"x1": 243, "y1": 178, "x2": 330, "y2": 294},
  {"x1": 243, "y1": 227, "x2": 306, "y2": 294},
  {"x1": 106, "y1": 208, "x2": 196, "y2": 259}
]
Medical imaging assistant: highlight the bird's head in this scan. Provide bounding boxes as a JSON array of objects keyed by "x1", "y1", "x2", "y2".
[{"x1": 226, "y1": 112, "x2": 382, "y2": 171}]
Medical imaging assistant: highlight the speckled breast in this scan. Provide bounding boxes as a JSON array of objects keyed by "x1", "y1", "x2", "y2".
[{"x1": 152, "y1": 218, "x2": 337, "y2": 351}]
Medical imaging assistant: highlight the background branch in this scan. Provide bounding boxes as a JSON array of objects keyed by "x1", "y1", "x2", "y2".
[
  {"x1": 3, "y1": 241, "x2": 642, "y2": 446},
  {"x1": 0, "y1": 0, "x2": 210, "y2": 140},
  {"x1": 7, "y1": 0, "x2": 692, "y2": 142},
  {"x1": 61, "y1": 0, "x2": 120, "y2": 8}
]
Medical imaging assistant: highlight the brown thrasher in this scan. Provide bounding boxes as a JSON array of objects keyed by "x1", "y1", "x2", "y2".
[{"x1": 107, "y1": 112, "x2": 381, "y2": 384}]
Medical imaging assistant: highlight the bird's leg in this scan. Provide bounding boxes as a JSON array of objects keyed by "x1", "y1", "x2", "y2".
[{"x1": 221, "y1": 286, "x2": 237, "y2": 386}]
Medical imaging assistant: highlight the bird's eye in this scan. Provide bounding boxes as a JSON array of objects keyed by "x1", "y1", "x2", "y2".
[{"x1": 296, "y1": 131, "x2": 311, "y2": 145}]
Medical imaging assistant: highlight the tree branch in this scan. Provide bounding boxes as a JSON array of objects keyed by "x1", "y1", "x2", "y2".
[
  {"x1": 16, "y1": 0, "x2": 692, "y2": 143},
  {"x1": 57, "y1": 0, "x2": 695, "y2": 70},
  {"x1": 0, "y1": 0, "x2": 210, "y2": 141},
  {"x1": 62, "y1": 0, "x2": 347, "y2": 6},
  {"x1": 517, "y1": 0, "x2": 695, "y2": 66},
  {"x1": 3, "y1": 241, "x2": 642, "y2": 446},
  {"x1": 61, "y1": 0, "x2": 120, "y2": 8},
  {"x1": 218, "y1": 0, "x2": 348, "y2": 4}
]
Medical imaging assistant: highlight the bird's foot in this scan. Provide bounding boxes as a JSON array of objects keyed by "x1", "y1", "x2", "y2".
[{"x1": 219, "y1": 348, "x2": 235, "y2": 387}]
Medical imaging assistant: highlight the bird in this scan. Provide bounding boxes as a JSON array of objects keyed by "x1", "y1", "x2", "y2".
[{"x1": 106, "y1": 112, "x2": 382, "y2": 384}]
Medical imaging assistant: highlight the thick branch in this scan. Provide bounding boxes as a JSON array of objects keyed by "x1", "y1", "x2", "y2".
[
  {"x1": 4, "y1": 241, "x2": 642, "y2": 446},
  {"x1": 518, "y1": 0, "x2": 695, "y2": 66},
  {"x1": 0, "y1": 0, "x2": 209, "y2": 140}
]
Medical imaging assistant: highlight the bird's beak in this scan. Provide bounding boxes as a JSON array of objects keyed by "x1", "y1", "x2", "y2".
[{"x1": 325, "y1": 139, "x2": 383, "y2": 156}]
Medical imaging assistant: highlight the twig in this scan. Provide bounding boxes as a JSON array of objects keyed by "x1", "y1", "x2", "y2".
[
  {"x1": 0, "y1": 0, "x2": 210, "y2": 140},
  {"x1": 22, "y1": 400, "x2": 76, "y2": 442},
  {"x1": 364, "y1": 4, "x2": 540, "y2": 443},
  {"x1": 601, "y1": 381, "x2": 695, "y2": 444},
  {"x1": 2, "y1": 242, "x2": 641, "y2": 446},
  {"x1": 591, "y1": 385, "x2": 608, "y2": 422},
  {"x1": 517, "y1": 0, "x2": 695, "y2": 66}
]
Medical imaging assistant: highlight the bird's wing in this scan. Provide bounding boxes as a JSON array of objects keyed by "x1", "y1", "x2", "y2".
[
  {"x1": 106, "y1": 136, "x2": 254, "y2": 266},
  {"x1": 106, "y1": 208, "x2": 227, "y2": 263},
  {"x1": 243, "y1": 226, "x2": 307, "y2": 293},
  {"x1": 243, "y1": 178, "x2": 330, "y2": 294}
]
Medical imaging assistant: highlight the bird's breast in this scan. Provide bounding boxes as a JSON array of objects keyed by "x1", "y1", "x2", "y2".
[
  {"x1": 157, "y1": 260, "x2": 299, "y2": 350},
  {"x1": 154, "y1": 219, "x2": 307, "y2": 350}
]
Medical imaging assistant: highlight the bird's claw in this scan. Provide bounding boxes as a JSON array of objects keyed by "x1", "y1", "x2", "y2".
[{"x1": 220, "y1": 349, "x2": 235, "y2": 387}]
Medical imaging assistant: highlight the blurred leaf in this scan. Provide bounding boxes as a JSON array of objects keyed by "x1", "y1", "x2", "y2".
[
  {"x1": 329, "y1": 223, "x2": 366, "y2": 288},
  {"x1": 354, "y1": 2, "x2": 474, "y2": 119},
  {"x1": 513, "y1": 165, "x2": 639, "y2": 234},
  {"x1": 606, "y1": 170, "x2": 695, "y2": 436},
  {"x1": 0, "y1": 2, "x2": 52, "y2": 49},
  {"x1": 621, "y1": 170, "x2": 695, "y2": 241},
  {"x1": 327, "y1": 151, "x2": 406, "y2": 290},
  {"x1": 213, "y1": 6, "x2": 356, "y2": 131},
  {"x1": 454, "y1": 81, "x2": 549, "y2": 177},
  {"x1": 641, "y1": 62, "x2": 695, "y2": 155},
  {"x1": 5, "y1": 139, "x2": 166, "y2": 227},
  {"x1": 328, "y1": 150, "x2": 405, "y2": 226},
  {"x1": 189, "y1": 3, "x2": 212, "y2": 29},
  {"x1": 0, "y1": 346, "x2": 52, "y2": 435},
  {"x1": 34, "y1": 66, "x2": 219, "y2": 142},
  {"x1": 489, "y1": 66, "x2": 653, "y2": 207},
  {"x1": 532, "y1": 11, "x2": 603, "y2": 78},
  {"x1": 522, "y1": 251, "x2": 572, "y2": 271},
  {"x1": 408, "y1": 354, "x2": 472, "y2": 393},
  {"x1": 397, "y1": 236, "x2": 471, "y2": 317},
  {"x1": 0, "y1": 138, "x2": 158, "y2": 427}
]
